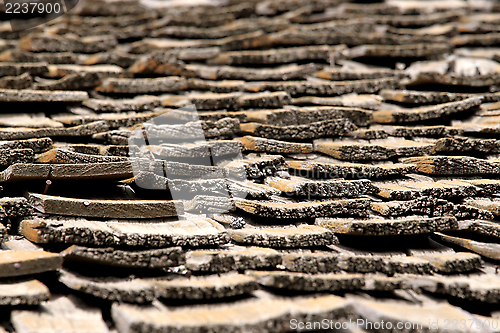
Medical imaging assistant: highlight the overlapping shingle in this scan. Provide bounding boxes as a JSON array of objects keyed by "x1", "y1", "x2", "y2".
[
  {"x1": 402, "y1": 156, "x2": 500, "y2": 175},
  {"x1": 288, "y1": 160, "x2": 418, "y2": 179},
  {"x1": 29, "y1": 193, "x2": 183, "y2": 218},
  {"x1": 59, "y1": 271, "x2": 155, "y2": 303},
  {"x1": 185, "y1": 247, "x2": 281, "y2": 273},
  {"x1": 372, "y1": 97, "x2": 482, "y2": 123},
  {"x1": 314, "y1": 138, "x2": 434, "y2": 161},
  {"x1": 229, "y1": 224, "x2": 337, "y2": 247},
  {"x1": 3, "y1": 0, "x2": 500, "y2": 331},
  {"x1": 12, "y1": 296, "x2": 109, "y2": 333},
  {"x1": 62, "y1": 245, "x2": 185, "y2": 269},
  {"x1": 0, "y1": 250, "x2": 62, "y2": 278},
  {"x1": 21, "y1": 217, "x2": 229, "y2": 247},
  {"x1": 96, "y1": 77, "x2": 189, "y2": 94},
  {"x1": 153, "y1": 273, "x2": 258, "y2": 299},
  {"x1": 317, "y1": 216, "x2": 458, "y2": 236},
  {"x1": 0, "y1": 280, "x2": 50, "y2": 306},
  {"x1": 240, "y1": 119, "x2": 356, "y2": 140},
  {"x1": 236, "y1": 198, "x2": 370, "y2": 219},
  {"x1": 265, "y1": 176, "x2": 377, "y2": 197}
]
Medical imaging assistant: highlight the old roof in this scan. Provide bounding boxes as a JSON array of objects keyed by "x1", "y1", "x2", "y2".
[{"x1": 2, "y1": 0, "x2": 500, "y2": 332}]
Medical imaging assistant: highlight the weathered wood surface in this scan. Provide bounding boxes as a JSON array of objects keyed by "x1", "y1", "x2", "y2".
[
  {"x1": 29, "y1": 193, "x2": 183, "y2": 218},
  {"x1": 4, "y1": 2, "x2": 500, "y2": 333},
  {"x1": 0, "y1": 280, "x2": 50, "y2": 306},
  {"x1": 153, "y1": 273, "x2": 258, "y2": 299},
  {"x1": 62, "y1": 245, "x2": 185, "y2": 268},
  {"x1": 12, "y1": 296, "x2": 109, "y2": 333},
  {"x1": 0, "y1": 250, "x2": 62, "y2": 278},
  {"x1": 21, "y1": 217, "x2": 229, "y2": 247}
]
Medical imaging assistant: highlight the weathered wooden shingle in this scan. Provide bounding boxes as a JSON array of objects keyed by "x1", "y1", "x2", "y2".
[
  {"x1": 96, "y1": 77, "x2": 189, "y2": 94},
  {"x1": 0, "y1": 89, "x2": 89, "y2": 103},
  {"x1": 402, "y1": 156, "x2": 500, "y2": 175},
  {"x1": 0, "y1": 162, "x2": 135, "y2": 182},
  {"x1": 0, "y1": 280, "x2": 50, "y2": 306},
  {"x1": 112, "y1": 294, "x2": 353, "y2": 333},
  {"x1": 206, "y1": 45, "x2": 343, "y2": 65},
  {"x1": 0, "y1": 250, "x2": 62, "y2": 278},
  {"x1": 240, "y1": 119, "x2": 356, "y2": 140},
  {"x1": 229, "y1": 224, "x2": 337, "y2": 247},
  {"x1": 316, "y1": 216, "x2": 458, "y2": 236},
  {"x1": 36, "y1": 149, "x2": 126, "y2": 164},
  {"x1": 314, "y1": 139, "x2": 434, "y2": 161},
  {"x1": 12, "y1": 296, "x2": 109, "y2": 333},
  {"x1": 153, "y1": 273, "x2": 258, "y2": 299},
  {"x1": 185, "y1": 247, "x2": 281, "y2": 273},
  {"x1": 264, "y1": 176, "x2": 378, "y2": 197},
  {"x1": 413, "y1": 274, "x2": 500, "y2": 303},
  {"x1": 235, "y1": 198, "x2": 370, "y2": 219},
  {"x1": 412, "y1": 252, "x2": 482, "y2": 274},
  {"x1": 371, "y1": 197, "x2": 492, "y2": 219},
  {"x1": 21, "y1": 217, "x2": 229, "y2": 247},
  {"x1": 465, "y1": 198, "x2": 500, "y2": 216},
  {"x1": 29, "y1": 193, "x2": 183, "y2": 219},
  {"x1": 244, "y1": 77, "x2": 399, "y2": 96},
  {"x1": 61, "y1": 245, "x2": 185, "y2": 269},
  {"x1": 247, "y1": 270, "x2": 365, "y2": 291},
  {"x1": 288, "y1": 160, "x2": 418, "y2": 179},
  {"x1": 81, "y1": 96, "x2": 161, "y2": 112},
  {"x1": 0, "y1": 121, "x2": 107, "y2": 140},
  {"x1": 236, "y1": 136, "x2": 313, "y2": 154},
  {"x1": 0, "y1": 62, "x2": 49, "y2": 77},
  {"x1": 59, "y1": 271, "x2": 156, "y2": 303},
  {"x1": 435, "y1": 232, "x2": 500, "y2": 260},
  {"x1": 372, "y1": 98, "x2": 481, "y2": 123},
  {"x1": 350, "y1": 297, "x2": 483, "y2": 333},
  {"x1": 375, "y1": 180, "x2": 482, "y2": 200}
]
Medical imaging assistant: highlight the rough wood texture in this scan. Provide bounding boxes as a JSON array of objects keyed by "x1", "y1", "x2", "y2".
[
  {"x1": 61, "y1": 245, "x2": 185, "y2": 269},
  {"x1": 237, "y1": 136, "x2": 313, "y2": 154},
  {"x1": 350, "y1": 297, "x2": 483, "y2": 333},
  {"x1": 185, "y1": 246, "x2": 281, "y2": 273},
  {"x1": 12, "y1": 296, "x2": 109, "y2": 333},
  {"x1": 0, "y1": 137, "x2": 52, "y2": 153},
  {"x1": 245, "y1": 77, "x2": 400, "y2": 96},
  {"x1": 59, "y1": 271, "x2": 156, "y2": 303},
  {"x1": 247, "y1": 270, "x2": 365, "y2": 291},
  {"x1": 314, "y1": 139, "x2": 434, "y2": 161},
  {"x1": 96, "y1": 77, "x2": 189, "y2": 94},
  {"x1": 375, "y1": 180, "x2": 482, "y2": 200},
  {"x1": 236, "y1": 198, "x2": 370, "y2": 219},
  {"x1": 412, "y1": 252, "x2": 482, "y2": 274},
  {"x1": 112, "y1": 294, "x2": 353, "y2": 333},
  {"x1": 264, "y1": 176, "x2": 377, "y2": 198},
  {"x1": 402, "y1": 156, "x2": 500, "y2": 175},
  {"x1": 0, "y1": 121, "x2": 107, "y2": 140},
  {"x1": 36, "y1": 149, "x2": 126, "y2": 164},
  {"x1": 5, "y1": 1, "x2": 500, "y2": 332},
  {"x1": 240, "y1": 119, "x2": 356, "y2": 140},
  {"x1": 316, "y1": 216, "x2": 458, "y2": 236},
  {"x1": 372, "y1": 97, "x2": 481, "y2": 123},
  {"x1": 21, "y1": 217, "x2": 229, "y2": 248},
  {"x1": 0, "y1": 162, "x2": 134, "y2": 182},
  {"x1": 0, "y1": 280, "x2": 50, "y2": 306},
  {"x1": 0, "y1": 250, "x2": 62, "y2": 278},
  {"x1": 0, "y1": 89, "x2": 88, "y2": 102},
  {"x1": 230, "y1": 224, "x2": 337, "y2": 247},
  {"x1": 153, "y1": 273, "x2": 258, "y2": 299},
  {"x1": 288, "y1": 160, "x2": 418, "y2": 179},
  {"x1": 29, "y1": 193, "x2": 183, "y2": 218},
  {"x1": 413, "y1": 274, "x2": 500, "y2": 303}
]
